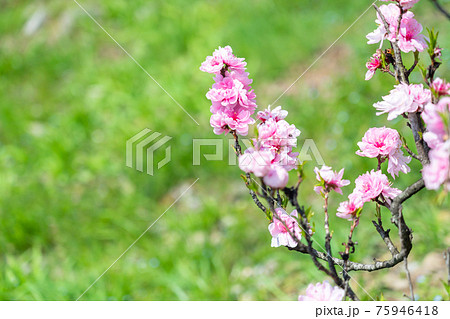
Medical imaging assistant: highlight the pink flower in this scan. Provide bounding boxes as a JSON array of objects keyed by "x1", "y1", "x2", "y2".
[
  {"x1": 238, "y1": 105, "x2": 299, "y2": 185},
  {"x1": 269, "y1": 208, "x2": 302, "y2": 248},
  {"x1": 387, "y1": 148, "x2": 411, "y2": 178},
  {"x1": 263, "y1": 165, "x2": 289, "y2": 189},
  {"x1": 314, "y1": 166, "x2": 350, "y2": 195},
  {"x1": 298, "y1": 281, "x2": 345, "y2": 301},
  {"x1": 356, "y1": 127, "x2": 401, "y2": 158},
  {"x1": 374, "y1": 83, "x2": 414, "y2": 120},
  {"x1": 400, "y1": 0, "x2": 420, "y2": 10},
  {"x1": 206, "y1": 77, "x2": 240, "y2": 107},
  {"x1": 238, "y1": 148, "x2": 272, "y2": 177},
  {"x1": 422, "y1": 98, "x2": 450, "y2": 149},
  {"x1": 258, "y1": 118, "x2": 278, "y2": 140},
  {"x1": 273, "y1": 148, "x2": 299, "y2": 171},
  {"x1": 273, "y1": 120, "x2": 301, "y2": 148},
  {"x1": 374, "y1": 83, "x2": 430, "y2": 120},
  {"x1": 210, "y1": 107, "x2": 255, "y2": 136},
  {"x1": 397, "y1": 15, "x2": 427, "y2": 53},
  {"x1": 200, "y1": 46, "x2": 246, "y2": 74},
  {"x1": 365, "y1": 52, "x2": 382, "y2": 81},
  {"x1": 408, "y1": 84, "x2": 432, "y2": 109},
  {"x1": 207, "y1": 76, "x2": 257, "y2": 110},
  {"x1": 254, "y1": 107, "x2": 300, "y2": 176},
  {"x1": 356, "y1": 127, "x2": 411, "y2": 178},
  {"x1": 367, "y1": 4, "x2": 401, "y2": 46},
  {"x1": 423, "y1": 142, "x2": 450, "y2": 190},
  {"x1": 337, "y1": 194, "x2": 364, "y2": 220},
  {"x1": 367, "y1": 4, "x2": 427, "y2": 53},
  {"x1": 431, "y1": 78, "x2": 450, "y2": 96},
  {"x1": 257, "y1": 105, "x2": 288, "y2": 122},
  {"x1": 258, "y1": 119, "x2": 301, "y2": 151},
  {"x1": 353, "y1": 170, "x2": 401, "y2": 203},
  {"x1": 422, "y1": 98, "x2": 450, "y2": 190},
  {"x1": 380, "y1": 0, "x2": 421, "y2": 10}
]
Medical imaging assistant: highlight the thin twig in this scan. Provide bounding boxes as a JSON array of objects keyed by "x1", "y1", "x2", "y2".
[
  {"x1": 444, "y1": 248, "x2": 450, "y2": 287},
  {"x1": 404, "y1": 256, "x2": 415, "y2": 301},
  {"x1": 231, "y1": 131, "x2": 267, "y2": 214},
  {"x1": 380, "y1": 68, "x2": 396, "y2": 77},
  {"x1": 323, "y1": 191, "x2": 341, "y2": 289},
  {"x1": 403, "y1": 142, "x2": 421, "y2": 161},
  {"x1": 342, "y1": 217, "x2": 359, "y2": 299},
  {"x1": 372, "y1": 219, "x2": 400, "y2": 256},
  {"x1": 406, "y1": 52, "x2": 419, "y2": 77}
]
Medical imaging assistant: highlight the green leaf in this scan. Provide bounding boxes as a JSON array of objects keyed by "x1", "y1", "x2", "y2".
[
  {"x1": 418, "y1": 64, "x2": 428, "y2": 82},
  {"x1": 282, "y1": 195, "x2": 289, "y2": 209},
  {"x1": 355, "y1": 207, "x2": 363, "y2": 219}
]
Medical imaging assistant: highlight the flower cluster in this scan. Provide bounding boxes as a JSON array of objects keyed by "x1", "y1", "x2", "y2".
[
  {"x1": 239, "y1": 105, "x2": 300, "y2": 189},
  {"x1": 298, "y1": 281, "x2": 345, "y2": 301},
  {"x1": 268, "y1": 208, "x2": 302, "y2": 248},
  {"x1": 337, "y1": 170, "x2": 401, "y2": 220},
  {"x1": 422, "y1": 97, "x2": 450, "y2": 190},
  {"x1": 356, "y1": 127, "x2": 411, "y2": 178},
  {"x1": 337, "y1": 128, "x2": 408, "y2": 220},
  {"x1": 366, "y1": 3, "x2": 427, "y2": 53},
  {"x1": 373, "y1": 83, "x2": 431, "y2": 120},
  {"x1": 314, "y1": 165, "x2": 350, "y2": 196},
  {"x1": 200, "y1": 46, "x2": 257, "y2": 136}
]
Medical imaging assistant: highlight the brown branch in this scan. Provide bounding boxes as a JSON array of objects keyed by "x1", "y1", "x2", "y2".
[
  {"x1": 260, "y1": 180, "x2": 277, "y2": 213},
  {"x1": 231, "y1": 130, "x2": 242, "y2": 156},
  {"x1": 406, "y1": 52, "x2": 419, "y2": 77},
  {"x1": 403, "y1": 142, "x2": 421, "y2": 161},
  {"x1": 407, "y1": 112, "x2": 430, "y2": 165},
  {"x1": 289, "y1": 242, "x2": 408, "y2": 272},
  {"x1": 323, "y1": 191, "x2": 341, "y2": 286},
  {"x1": 372, "y1": 219, "x2": 399, "y2": 256},
  {"x1": 341, "y1": 217, "x2": 359, "y2": 299},
  {"x1": 390, "y1": 179, "x2": 425, "y2": 222}
]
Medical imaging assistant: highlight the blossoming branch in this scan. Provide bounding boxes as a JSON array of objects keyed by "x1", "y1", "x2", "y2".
[{"x1": 200, "y1": 0, "x2": 449, "y2": 301}]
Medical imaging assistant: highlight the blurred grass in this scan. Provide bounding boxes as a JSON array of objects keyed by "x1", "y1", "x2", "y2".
[{"x1": 0, "y1": 0, "x2": 449, "y2": 300}]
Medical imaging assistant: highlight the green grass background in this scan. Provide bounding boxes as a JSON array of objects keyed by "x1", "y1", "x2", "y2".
[{"x1": 0, "y1": 0, "x2": 449, "y2": 300}]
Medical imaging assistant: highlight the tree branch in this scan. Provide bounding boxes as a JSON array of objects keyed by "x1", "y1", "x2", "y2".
[
  {"x1": 323, "y1": 191, "x2": 341, "y2": 289},
  {"x1": 289, "y1": 242, "x2": 409, "y2": 272},
  {"x1": 372, "y1": 219, "x2": 400, "y2": 256}
]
